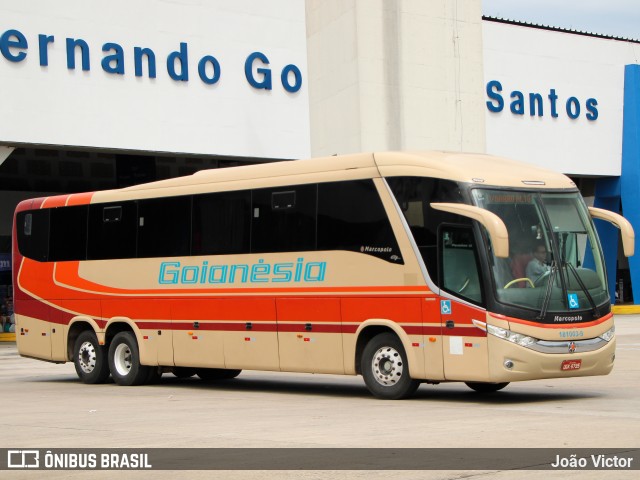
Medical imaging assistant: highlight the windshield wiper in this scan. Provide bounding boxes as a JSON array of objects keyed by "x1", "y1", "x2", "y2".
[
  {"x1": 565, "y1": 261, "x2": 598, "y2": 315},
  {"x1": 537, "y1": 261, "x2": 557, "y2": 320}
]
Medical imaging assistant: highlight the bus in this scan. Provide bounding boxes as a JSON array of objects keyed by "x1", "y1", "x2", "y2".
[{"x1": 12, "y1": 151, "x2": 634, "y2": 399}]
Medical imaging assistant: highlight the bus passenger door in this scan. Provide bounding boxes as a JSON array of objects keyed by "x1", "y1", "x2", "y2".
[
  {"x1": 438, "y1": 225, "x2": 490, "y2": 382},
  {"x1": 276, "y1": 298, "x2": 344, "y2": 374}
]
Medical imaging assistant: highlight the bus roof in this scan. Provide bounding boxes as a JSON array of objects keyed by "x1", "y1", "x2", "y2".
[
  {"x1": 16, "y1": 151, "x2": 579, "y2": 211},
  {"x1": 128, "y1": 151, "x2": 575, "y2": 189},
  {"x1": 91, "y1": 151, "x2": 575, "y2": 202}
]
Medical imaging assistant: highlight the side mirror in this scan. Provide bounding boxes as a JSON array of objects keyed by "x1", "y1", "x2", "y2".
[
  {"x1": 431, "y1": 203, "x2": 509, "y2": 258},
  {"x1": 588, "y1": 207, "x2": 635, "y2": 257}
]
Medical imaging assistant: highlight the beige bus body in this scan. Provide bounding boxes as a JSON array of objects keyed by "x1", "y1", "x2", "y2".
[{"x1": 13, "y1": 151, "x2": 628, "y2": 398}]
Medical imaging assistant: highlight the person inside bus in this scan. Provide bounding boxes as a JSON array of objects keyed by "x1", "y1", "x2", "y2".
[{"x1": 526, "y1": 242, "x2": 550, "y2": 285}]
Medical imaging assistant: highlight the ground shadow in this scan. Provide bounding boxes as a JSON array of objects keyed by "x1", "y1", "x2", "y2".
[{"x1": 28, "y1": 371, "x2": 606, "y2": 404}]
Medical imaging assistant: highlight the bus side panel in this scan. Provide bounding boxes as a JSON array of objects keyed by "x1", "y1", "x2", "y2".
[
  {"x1": 169, "y1": 297, "x2": 280, "y2": 371},
  {"x1": 276, "y1": 297, "x2": 344, "y2": 374},
  {"x1": 170, "y1": 299, "x2": 226, "y2": 369},
  {"x1": 15, "y1": 311, "x2": 52, "y2": 361},
  {"x1": 49, "y1": 308, "x2": 69, "y2": 362},
  {"x1": 222, "y1": 297, "x2": 279, "y2": 371},
  {"x1": 341, "y1": 297, "x2": 426, "y2": 379}
]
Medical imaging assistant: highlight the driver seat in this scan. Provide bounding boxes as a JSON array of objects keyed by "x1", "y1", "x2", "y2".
[{"x1": 510, "y1": 253, "x2": 532, "y2": 288}]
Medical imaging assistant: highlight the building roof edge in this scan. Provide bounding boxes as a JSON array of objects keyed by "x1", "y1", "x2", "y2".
[{"x1": 482, "y1": 15, "x2": 640, "y2": 44}]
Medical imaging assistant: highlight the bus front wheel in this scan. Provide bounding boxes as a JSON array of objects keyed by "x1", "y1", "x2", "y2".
[
  {"x1": 108, "y1": 331, "x2": 150, "y2": 386},
  {"x1": 73, "y1": 330, "x2": 110, "y2": 384},
  {"x1": 361, "y1": 333, "x2": 420, "y2": 400}
]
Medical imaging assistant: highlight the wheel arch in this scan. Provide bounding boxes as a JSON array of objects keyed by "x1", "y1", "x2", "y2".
[
  {"x1": 104, "y1": 317, "x2": 137, "y2": 344},
  {"x1": 67, "y1": 317, "x2": 101, "y2": 362},
  {"x1": 104, "y1": 317, "x2": 154, "y2": 366},
  {"x1": 354, "y1": 319, "x2": 423, "y2": 379}
]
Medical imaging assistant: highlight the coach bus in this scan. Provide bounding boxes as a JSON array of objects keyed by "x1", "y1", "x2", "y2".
[{"x1": 12, "y1": 151, "x2": 634, "y2": 399}]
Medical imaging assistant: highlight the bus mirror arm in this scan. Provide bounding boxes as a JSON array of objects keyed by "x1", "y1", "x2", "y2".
[
  {"x1": 430, "y1": 203, "x2": 510, "y2": 258},
  {"x1": 588, "y1": 207, "x2": 635, "y2": 257}
]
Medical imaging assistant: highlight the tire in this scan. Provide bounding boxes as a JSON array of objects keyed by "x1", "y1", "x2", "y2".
[
  {"x1": 73, "y1": 330, "x2": 110, "y2": 384},
  {"x1": 108, "y1": 331, "x2": 150, "y2": 386},
  {"x1": 465, "y1": 381, "x2": 509, "y2": 393},
  {"x1": 196, "y1": 368, "x2": 242, "y2": 381},
  {"x1": 172, "y1": 367, "x2": 197, "y2": 379},
  {"x1": 361, "y1": 332, "x2": 420, "y2": 400}
]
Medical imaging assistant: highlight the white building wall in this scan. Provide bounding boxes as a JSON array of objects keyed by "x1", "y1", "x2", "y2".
[
  {"x1": 0, "y1": 0, "x2": 310, "y2": 159},
  {"x1": 306, "y1": 0, "x2": 486, "y2": 157},
  {"x1": 483, "y1": 21, "x2": 640, "y2": 176}
]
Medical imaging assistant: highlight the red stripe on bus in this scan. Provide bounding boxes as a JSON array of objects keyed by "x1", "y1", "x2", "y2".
[{"x1": 443, "y1": 327, "x2": 487, "y2": 337}]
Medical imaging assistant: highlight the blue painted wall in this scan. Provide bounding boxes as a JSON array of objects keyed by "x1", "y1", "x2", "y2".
[
  {"x1": 589, "y1": 178, "x2": 620, "y2": 303},
  {"x1": 621, "y1": 64, "x2": 640, "y2": 304}
]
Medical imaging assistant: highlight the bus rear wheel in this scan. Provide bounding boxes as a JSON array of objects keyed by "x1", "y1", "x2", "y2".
[
  {"x1": 73, "y1": 330, "x2": 110, "y2": 384},
  {"x1": 361, "y1": 333, "x2": 420, "y2": 400},
  {"x1": 197, "y1": 368, "x2": 242, "y2": 381},
  {"x1": 465, "y1": 382, "x2": 509, "y2": 393},
  {"x1": 108, "y1": 331, "x2": 150, "y2": 386}
]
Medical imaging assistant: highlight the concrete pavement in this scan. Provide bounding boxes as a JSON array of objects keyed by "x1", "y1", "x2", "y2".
[{"x1": 1, "y1": 315, "x2": 639, "y2": 479}]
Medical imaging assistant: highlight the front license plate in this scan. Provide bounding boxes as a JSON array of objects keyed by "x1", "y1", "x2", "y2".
[{"x1": 561, "y1": 359, "x2": 582, "y2": 371}]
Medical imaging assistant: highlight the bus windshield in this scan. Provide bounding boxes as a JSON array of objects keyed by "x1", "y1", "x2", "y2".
[{"x1": 472, "y1": 189, "x2": 609, "y2": 316}]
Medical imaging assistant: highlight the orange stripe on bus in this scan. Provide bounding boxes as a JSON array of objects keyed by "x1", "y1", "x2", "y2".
[
  {"x1": 66, "y1": 192, "x2": 95, "y2": 206},
  {"x1": 490, "y1": 312, "x2": 613, "y2": 328},
  {"x1": 41, "y1": 195, "x2": 69, "y2": 208}
]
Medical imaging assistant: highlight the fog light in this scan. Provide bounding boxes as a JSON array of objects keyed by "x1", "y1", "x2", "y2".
[{"x1": 504, "y1": 359, "x2": 514, "y2": 369}]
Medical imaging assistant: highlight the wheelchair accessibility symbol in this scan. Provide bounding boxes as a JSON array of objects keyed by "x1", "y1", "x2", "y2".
[
  {"x1": 441, "y1": 300, "x2": 452, "y2": 315},
  {"x1": 568, "y1": 293, "x2": 580, "y2": 310}
]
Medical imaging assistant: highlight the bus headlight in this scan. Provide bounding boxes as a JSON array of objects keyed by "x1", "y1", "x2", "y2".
[
  {"x1": 598, "y1": 325, "x2": 615, "y2": 342},
  {"x1": 486, "y1": 324, "x2": 537, "y2": 347}
]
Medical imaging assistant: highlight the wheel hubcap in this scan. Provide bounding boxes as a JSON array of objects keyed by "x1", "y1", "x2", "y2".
[
  {"x1": 113, "y1": 343, "x2": 133, "y2": 377},
  {"x1": 371, "y1": 346, "x2": 404, "y2": 386},
  {"x1": 78, "y1": 341, "x2": 96, "y2": 374}
]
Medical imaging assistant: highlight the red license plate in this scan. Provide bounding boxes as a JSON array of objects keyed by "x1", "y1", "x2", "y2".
[{"x1": 561, "y1": 359, "x2": 582, "y2": 371}]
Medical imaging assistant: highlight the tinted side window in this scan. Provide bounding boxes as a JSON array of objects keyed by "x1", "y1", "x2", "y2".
[
  {"x1": 138, "y1": 196, "x2": 191, "y2": 258},
  {"x1": 440, "y1": 225, "x2": 484, "y2": 305},
  {"x1": 50, "y1": 206, "x2": 88, "y2": 261},
  {"x1": 192, "y1": 191, "x2": 251, "y2": 255},
  {"x1": 387, "y1": 177, "x2": 465, "y2": 281},
  {"x1": 252, "y1": 185, "x2": 317, "y2": 253},
  {"x1": 16, "y1": 209, "x2": 50, "y2": 262},
  {"x1": 318, "y1": 180, "x2": 402, "y2": 263},
  {"x1": 87, "y1": 202, "x2": 137, "y2": 260}
]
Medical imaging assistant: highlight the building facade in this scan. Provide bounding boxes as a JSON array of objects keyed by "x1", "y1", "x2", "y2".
[{"x1": 1, "y1": 0, "x2": 640, "y2": 318}]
